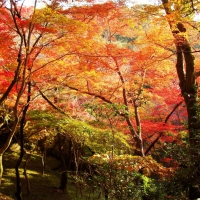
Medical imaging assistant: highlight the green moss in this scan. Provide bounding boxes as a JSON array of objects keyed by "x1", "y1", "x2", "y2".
[{"x1": 1, "y1": 151, "x2": 105, "y2": 200}]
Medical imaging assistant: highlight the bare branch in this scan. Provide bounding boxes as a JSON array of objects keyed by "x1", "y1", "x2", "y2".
[
  {"x1": 145, "y1": 100, "x2": 183, "y2": 155},
  {"x1": 165, "y1": 100, "x2": 184, "y2": 123},
  {"x1": 34, "y1": 85, "x2": 70, "y2": 117}
]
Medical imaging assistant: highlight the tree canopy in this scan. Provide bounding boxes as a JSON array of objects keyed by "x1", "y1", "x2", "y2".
[{"x1": 0, "y1": 0, "x2": 200, "y2": 199}]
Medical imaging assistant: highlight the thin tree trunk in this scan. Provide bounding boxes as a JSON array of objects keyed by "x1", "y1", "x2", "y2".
[
  {"x1": 23, "y1": 153, "x2": 31, "y2": 195},
  {"x1": 41, "y1": 148, "x2": 46, "y2": 176},
  {"x1": 0, "y1": 154, "x2": 3, "y2": 185},
  {"x1": 39, "y1": 136, "x2": 47, "y2": 176},
  {"x1": 0, "y1": 117, "x2": 19, "y2": 185},
  {"x1": 134, "y1": 103, "x2": 144, "y2": 156},
  {"x1": 58, "y1": 139, "x2": 73, "y2": 193},
  {"x1": 113, "y1": 57, "x2": 144, "y2": 156},
  {"x1": 57, "y1": 133, "x2": 67, "y2": 193},
  {"x1": 15, "y1": 81, "x2": 31, "y2": 200},
  {"x1": 15, "y1": 119, "x2": 25, "y2": 200}
]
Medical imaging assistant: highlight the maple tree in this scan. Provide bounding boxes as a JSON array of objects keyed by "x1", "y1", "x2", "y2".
[
  {"x1": 0, "y1": 0, "x2": 90, "y2": 198},
  {"x1": 46, "y1": 3, "x2": 187, "y2": 197},
  {"x1": 0, "y1": 0, "x2": 200, "y2": 199},
  {"x1": 60, "y1": 2, "x2": 177, "y2": 157}
]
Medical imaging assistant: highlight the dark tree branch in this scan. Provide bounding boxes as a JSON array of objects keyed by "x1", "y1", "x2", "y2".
[
  {"x1": 35, "y1": 86, "x2": 69, "y2": 117},
  {"x1": 65, "y1": 84, "x2": 113, "y2": 104},
  {"x1": 196, "y1": 71, "x2": 200, "y2": 77},
  {"x1": 165, "y1": 100, "x2": 184, "y2": 123},
  {"x1": 145, "y1": 100, "x2": 183, "y2": 155},
  {"x1": 145, "y1": 133, "x2": 162, "y2": 156}
]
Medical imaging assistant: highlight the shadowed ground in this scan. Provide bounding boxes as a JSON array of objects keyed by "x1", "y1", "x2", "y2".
[{"x1": 1, "y1": 151, "x2": 103, "y2": 200}]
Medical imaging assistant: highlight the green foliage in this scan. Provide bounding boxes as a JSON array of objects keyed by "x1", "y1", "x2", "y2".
[
  {"x1": 0, "y1": 106, "x2": 11, "y2": 124},
  {"x1": 164, "y1": 0, "x2": 196, "y2": 19},
  {"x1": 0, "y1": 106, "x2": 14, "y2": 148},
  {"x1": 27, "y1": 110, "x2": 131, "y2": 154},
  {"x1": 159, "y1": 132, "x2": 197, "y2": 199},
  {"x1": 87, "y1": 154, "x2": 171, "y2": 199},
  {"x1": 27, "y1": 110, "x2": 57, "y2": 129},
  {"x1": 57, "y1": 117, "x2": 131, "y2": 154},
  {"x1": 114, "y1": 34, "x2": 136, "y2": 43},
  {"x1": 83, "y1": 102, "x2": 130, "y2": 129},
  {"x1": 26, "y1": 110, "x2": 173, "y2": 199}
]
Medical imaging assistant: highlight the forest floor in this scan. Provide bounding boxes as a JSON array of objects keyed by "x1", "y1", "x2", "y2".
[{"x1": 0, "y1": 150, "x2": 103, "y2": 200}]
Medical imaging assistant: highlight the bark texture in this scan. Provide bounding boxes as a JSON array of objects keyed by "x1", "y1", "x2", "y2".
[{"x1": 161, "y1": 0, "x2": 200, "y2": 199}]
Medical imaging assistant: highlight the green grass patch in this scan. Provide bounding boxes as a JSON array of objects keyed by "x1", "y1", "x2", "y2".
[{"x1": 1, "y1": 151, "x2": 104, "y2": 200}]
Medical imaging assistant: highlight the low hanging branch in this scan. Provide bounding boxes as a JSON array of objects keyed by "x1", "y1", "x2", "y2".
[
  {"x1": 35, "y1": 86, "x2": 70, "y2": 117},
  {"x1": 65, "y1": 84, "x2": 113, "y2": 104},
  {"x1": 65, "y1": 84, "x2": 136, "y2": 120},
  {"x1": 145, "y1": 133, "x2": 163, "y2": 156},
  {"x1": 164, "y1": 100, "x2": 184, "y2": 123}
]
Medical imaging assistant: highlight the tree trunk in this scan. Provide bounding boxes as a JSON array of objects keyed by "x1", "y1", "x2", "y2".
[
  {"x1": 57, "y1": 133, "x2": 68, "y2": 193},
  {"x1": 41, "y1": 148, "x2": 46, "y2": 176},
  {"x1": 59, "y1": 171, "x2": 67, "y2": 192},
  {"x1": 0, "y1": 118, "x2": 19, "y2": 185},
  {"x1": 15, "y1": 81, "x2": 31, "y2": 200},
  {"x1": 161, "y1": 0, "x2": 200, "y2": 199},
  {"x1": 15, "y1": 122, "x2": 25, "y2": 200},
  {"x1": 38, "y1": 136, "x2": 47, "y2": 176},
  {"x1": 113, "y1": 57, "x2": 145, "y2": 156},
  {"x1": 0, "y1": 154, "x2": 3, "y2": 185},
  {"x1": 23, "y1": 153, "x2": 31, "y2": 196}
]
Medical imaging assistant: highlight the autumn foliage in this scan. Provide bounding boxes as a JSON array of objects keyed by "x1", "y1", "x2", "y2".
[{"x1": 0, "y1": 0, "x2": 200, "y2": 199}]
